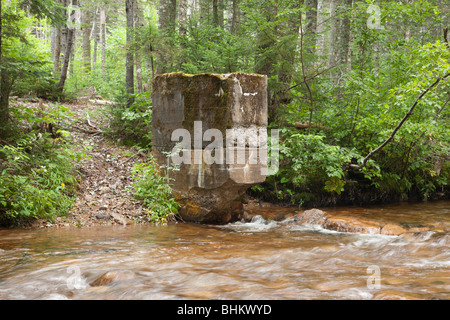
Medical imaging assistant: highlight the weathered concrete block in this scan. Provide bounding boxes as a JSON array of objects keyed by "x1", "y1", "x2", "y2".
[{"x1": 152, "y1": 73, "x2": 268, "y2": 224}]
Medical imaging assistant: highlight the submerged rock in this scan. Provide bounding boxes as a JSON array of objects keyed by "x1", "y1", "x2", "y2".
[
  {"x1": 380, "y1": 223, "x2": 407, "y2": 236},
  {"x1": 293, "y1": 209, "x2": 387, "y2": 235},
  {"x1": 323, "y1": 215, "x2": 381, "y2": 234},
  {"x1": 89, "y1": 271, "x2": 135, "y2": 287},
  {"x1": 292, "y1": 209, "x2": 328, "y2": 226}
]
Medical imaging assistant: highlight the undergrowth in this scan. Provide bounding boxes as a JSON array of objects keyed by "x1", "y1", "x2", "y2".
[
  {"x1": 130, "y1": 156, "x2": 179, "y2": 224},
  {"x1": 0, "y1": 103, "x2": 84, "y2": 226}
]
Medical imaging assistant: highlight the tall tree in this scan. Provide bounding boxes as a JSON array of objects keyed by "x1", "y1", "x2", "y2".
[
  {"x1": 52, "y1": 27, "x2": 62, "y2": 71},
  {"x1": 305, "y1": 0, "x2": 318, "y2": 59},
  {"x1": 305, "y1": 0, "x2": 318, "y2": 35},
  {"x1": 254, "y1": 0, "x2": 300, "y2": 122},
  {"x1": 328, "y1": 0, "x2": 352, "y2": 77},
  {"x1": 229, "y1": 0, "x2": 241, "y2": 35},
  {"x1": 125, "y1": 0, "x2": 135, "y2": 103},
  {"x1": 157, "y1": 0, "x2": 177, "y2": 74},
  {"x1": 0, "y1": 0, "x2": 10, "y2": 133},
  {"x1": 100, "y1": 2, "x2": 106, "y2": 76},
  {"x1": 91, "y1": 6, "x2": 98, "y2": 72},
  {"x1": 134, "y1": 0, "x2": 144, "y2": 93},
  {"x1": 81, "y1": 1, "x2": 91, "y2": 73},
  {"x1": 1, "y1": 0, "x2": 65, "y2": 137},
  {"x1": 213, "y1": 0, "x2": 224, "y2": 28},
  {"x1": 179, "y1": 0, "x2": 187, "y2": 37},
  {"x1": 58, "y1": 0, "x2": 79, "y2": 93},
  {"x1": 315, "y1": 0, "x2": 328, "y2": 61},
  {"x1": 200, "y1": 0, "x2": 212, "y2": 24}
]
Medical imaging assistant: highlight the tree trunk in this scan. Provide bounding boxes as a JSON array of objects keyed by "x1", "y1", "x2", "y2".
[
  {"x1": 328, "y1": 0, "x2": 352, "y2": 77},
  {"x1": 158, "y1": 0, "x2": 177, "y2": 33},
  {"x1": 134, "y1": 0, "x2": 143, "y2": 93},
  {"x1": 213, "y1": 0, "x2": 218, "y2": 26},
  {"x1": 58, "y1": 0, "x2": 78, "y2": 93},
  {"x1": 255, "y1": 2, "x2": 299, "y2": 122},
  {"x1": 81, "y1": 3, "x2": 91, "y2": 73},
  {"x1": 59, "y1": 0, "x2": 71, "y2": 73},
  {"x1": 335, "y1": 0, "x2": 351, "y2": 66},
  {"x1": 212, "y1": 0, "x2": 225, "y2": 28},
  {"x1": 200, "y1": 0, "x2": 211, "y2": 24},
  {"x1": 53, "y1": 26, "x2": 62, "y2": 72},
  {"x1": 179, "y1": 0, "x2": 187, "y2": 37},
  {"x1": 0, "y1": 69, "x2": 11, "y2": 138},
  {"x1": 304, "y1": 0, "x2": 318, "y2": 59},
  {"x1": 92, "y1": 7, "x2": 98, "y2": 72},
  {"x1": 327, "y1": 0, "x2": 336, "y2": 68},
  {"x1": 100, "y1": 2, "x2": 106, "y2": 77},
  {"x1": 51, "y1": 0, "x2": 65, "y2": 72},
  {"x1": 305, "y1": 0, "x2": 318, "y2": 35},
  {"x1": 157, "y1": 0, "x2": 177, "y2": 74},
  {"x1": 230, "y1": 0, "x2": 240, "y2": 35},
  {"x1": 219, "y1": 0, "x2": 225, "y2": 28},
  {"x1": 69, "y1": 20, "x2": 76, "y2": 78},
  {"x1": 125, "y1": 0, "x2": 135, "y2": 104},
  {"x1": 0, "y1": 0, "x2": 10, "y2": 135},
  {"x1": 315, "y1": 0, "x2": 327, "y2": 62}
]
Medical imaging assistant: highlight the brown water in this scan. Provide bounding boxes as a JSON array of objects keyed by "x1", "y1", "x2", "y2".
[{"x1": 0, "y1": 201, "x2": 449, "y2": 300}]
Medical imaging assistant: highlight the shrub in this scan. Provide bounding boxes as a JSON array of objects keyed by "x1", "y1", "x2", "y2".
[
  {"x1": 106, "y1": 92, "x2": 152, "y2": 150},
  {"x1": 0, "y1": 133, "x2": 80, "y2": 225},
  {"x1": 131, "y1": 156, "x2": 179, "y2": 224},
  {"x1": 0, "y1": 102, "x2": 83, "y2": 226}
]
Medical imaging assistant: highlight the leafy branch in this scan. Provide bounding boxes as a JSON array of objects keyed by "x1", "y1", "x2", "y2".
[{"x1": 357, "y1": 72, "x2": 450, "y2": 169}]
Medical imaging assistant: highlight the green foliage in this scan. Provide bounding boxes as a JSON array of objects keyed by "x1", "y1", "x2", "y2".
[
  {"x1": 106, "y1": 92, "x2": 152, "y2": 149},
  {"x1": 131, "y1": 156, "x2": 179, "y2": 224},
  {"x1": 0, "y1": 133, "x2": 80, "y2": 225},
  {"x1": 256, "y1": 128, "x2": 362, "y2": 205},
  {"x1": 0, "y1": 101, "x2": 84, "y2": 226},
  {"x1": 3, "y1": 0, "x2": 448, "y2": 215},
  {"x1": 2, "y1": 0, "x2": 70, "y2": 102},
  {"x1": 250, "y1": 0, "x2": 449, "y2": 205},
  {"x1": 178, "y1": 21, "x2": 254, "y2": 74}
]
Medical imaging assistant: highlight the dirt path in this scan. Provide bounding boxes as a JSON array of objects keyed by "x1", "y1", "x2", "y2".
[{"x1": 47, "y1": 101, "x2": 151, "y2": 228}]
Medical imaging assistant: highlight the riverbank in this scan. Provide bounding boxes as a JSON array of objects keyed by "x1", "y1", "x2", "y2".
[
  {"x1": 4, "y1": 100, "x2": 449, "y2": 235},
  {"x1": 17, "y1": 100, "x2": 153, "y2": 229}
]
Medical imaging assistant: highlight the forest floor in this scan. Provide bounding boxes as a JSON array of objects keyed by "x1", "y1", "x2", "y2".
[
  {"x1": 17, "y1": 99, "x2": 267, "y2": 229},
  {"x1": 29, "y1": 100, "x2": 153, "y2": 229}
]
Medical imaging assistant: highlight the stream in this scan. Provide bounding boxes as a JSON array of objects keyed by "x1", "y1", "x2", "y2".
[{"x1": 0, "y1": 201, "x2": 448, "y2": 300}]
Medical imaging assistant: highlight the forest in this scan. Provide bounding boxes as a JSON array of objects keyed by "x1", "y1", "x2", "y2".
[{"x1": 0, "y1": 0, "x2": 449, "y2": 226}]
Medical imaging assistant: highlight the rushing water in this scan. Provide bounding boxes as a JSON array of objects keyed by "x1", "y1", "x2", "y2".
[{"x1": 0, "y1": 201, "x2": 449, "y2": 300}]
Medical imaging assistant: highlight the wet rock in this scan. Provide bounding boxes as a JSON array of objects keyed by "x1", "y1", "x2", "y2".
[
  {"x1": 323, "y1": 215, "x2": 381, "y2": 234},
  {"x1": 152, "y1": 73, "x2": 269, "y2": 224},
  {"x1": 380, "y1": 223, "x2": 407, "y2": 236},
  {"x1": 407, "y1": 227, "x2": 430, "y2": 233},
  {"x1": 293, "y1": 209, "x2": 328, "y2": 226},
  {"x1": 430, "y1": 225, "x2": 450, "y2": 233},
  {"x1": 89, "y1": 271, "x2": 135, "y2": 287},
  {"x1": 111, "y1": 212, "x2": 132, "y2": 226}
]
